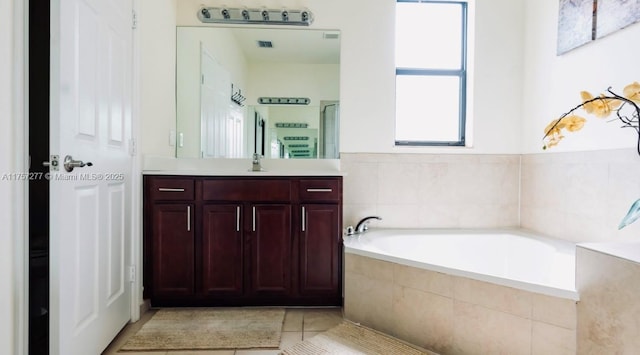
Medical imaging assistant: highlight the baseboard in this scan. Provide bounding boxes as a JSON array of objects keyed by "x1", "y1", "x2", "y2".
[{"x1": 139, "y1": 299, "x2": 151, "y2": 315}]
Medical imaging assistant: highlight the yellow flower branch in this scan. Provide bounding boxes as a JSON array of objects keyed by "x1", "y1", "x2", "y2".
[{"x1": 542, "y1": 82, "x2": 640, "y2": 154}]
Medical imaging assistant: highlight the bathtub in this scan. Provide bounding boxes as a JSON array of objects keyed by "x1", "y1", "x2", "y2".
[
  {"x1": 343, "y1": 228, "x2": 579, "y2": 354},
  {"x1": 343, "y1": 228, "x2": 578, "y2": 300}
]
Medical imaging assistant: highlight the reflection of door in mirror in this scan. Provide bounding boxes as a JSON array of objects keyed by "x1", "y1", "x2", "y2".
[{"x1": 200, "y1": 47, "x2": 244, "y2": 158}]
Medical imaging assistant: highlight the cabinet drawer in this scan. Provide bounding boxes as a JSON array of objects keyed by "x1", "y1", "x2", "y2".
[
  {"x1": 203, "y1": 179, "x2": 291, "y2": 202},
  {"x1": 299, "y1": 179, "x2": 341, "y2": 202},
  {"x1": 147, "y1": 178, "x2": 195, "y2": 201}
]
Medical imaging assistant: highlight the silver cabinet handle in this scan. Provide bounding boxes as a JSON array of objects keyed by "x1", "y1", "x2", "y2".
[
  {"x1": 187, "y1": 206, "x2": 191, "y2": 232},
  {"x1": 158, "y1": 187, "x2": 185, "y2": 192},
  {"x1": 302, "y1": 206, "x2": 306, "y2": 232},
  {"x1": 236, "y1": 206, "x2": 241, "y2": 232},
  {"x1": 306, "y1": 188, "x2": 332, "y2": 192},
  {"x1": 252, "y1": 206, "x2": 256, "y2": 232}
]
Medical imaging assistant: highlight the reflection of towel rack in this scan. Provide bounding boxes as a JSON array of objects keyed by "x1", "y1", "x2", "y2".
[{"x1": 231, "y1": 84, "x2": 246, "y2": 106}]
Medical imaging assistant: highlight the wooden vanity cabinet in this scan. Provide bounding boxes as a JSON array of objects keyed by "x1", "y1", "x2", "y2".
[
  {"x1": 201, "y1": 204, "x2": 243, "y2": 297},
  {"x1": 248, "y1": 204, "x2": 292, "y2": 297},
  {"x1": 297, "y1": 179, "x2": 342, "y2": 303},
  {"x1": 202, "y1": 178, "x2": 294, "y2": 301},
  {"x1": 143, "y1": 175, "x2": 342, "y2": 306},
  {"x1": 144, "y1": 178, "x2": 195, "y2": 299}
]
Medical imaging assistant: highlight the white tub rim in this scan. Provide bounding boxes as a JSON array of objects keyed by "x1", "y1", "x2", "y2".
[{"x1": 343, "y1": 228, "x2": 579, "y2": 301}]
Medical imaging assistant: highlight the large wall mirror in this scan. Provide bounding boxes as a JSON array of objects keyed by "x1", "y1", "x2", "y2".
[{"x1": 176, "y1": 26, "x2": 340, "y2": 159}]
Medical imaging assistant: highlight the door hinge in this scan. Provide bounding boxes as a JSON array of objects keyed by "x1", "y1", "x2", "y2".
[
  {"x1": 128, "y1": 265, "x2": 136, "y2": 282},
  {"x1": 132, "y1": 10, "x2": 138, "y2": 29}
]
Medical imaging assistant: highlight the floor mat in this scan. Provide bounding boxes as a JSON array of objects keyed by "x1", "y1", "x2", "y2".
[{"x1": 120, "y1": 308, "x2": 285, "y2": 351}]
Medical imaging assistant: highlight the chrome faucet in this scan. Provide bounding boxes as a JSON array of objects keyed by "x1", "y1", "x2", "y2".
[
  {"x1": 251, "y1": 153, "x2": 262, "y2": 171},
  {"x1": 354, "y1": 216, "x2": 382, "y2": 234}
]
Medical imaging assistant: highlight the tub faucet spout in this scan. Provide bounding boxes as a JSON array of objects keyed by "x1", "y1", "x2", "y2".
[{"x1": 355, "y1": 216, "x2": 382, "y2": 233}]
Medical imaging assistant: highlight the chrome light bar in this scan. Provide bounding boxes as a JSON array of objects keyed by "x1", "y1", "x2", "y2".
[{"x1": 198, "y1": 7, "x2": 314, "y2": 26}]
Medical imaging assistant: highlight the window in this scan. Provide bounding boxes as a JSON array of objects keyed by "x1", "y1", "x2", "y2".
[{"x1": 395, "y1": 0, "x2": 468, "y2": 146}]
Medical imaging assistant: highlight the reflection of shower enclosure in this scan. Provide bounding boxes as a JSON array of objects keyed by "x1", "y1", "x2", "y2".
[
  {"x1": 254, "y1": 112, "x2": 265, "y2": 156},
  {"x1": 321, "y1": 103, "x2": 340, "y2": 158}
]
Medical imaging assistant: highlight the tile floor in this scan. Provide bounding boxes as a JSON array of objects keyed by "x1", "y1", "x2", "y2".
[{"x1": 102, "y1": 308, "x2": 344, "y2": 355}]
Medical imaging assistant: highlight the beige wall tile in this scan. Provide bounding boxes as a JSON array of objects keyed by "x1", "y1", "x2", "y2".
[
  {"x1": 343, "y1": 203, "x2": 379, "y2": 227},
  {"x1": 393, "y1": 264, "x2": 453, "y2": 297},
  {"x1": 344, "y1": 253, "x2": 393, "y2": 282},
  {"x1": 532, "y1": 321, "x2": 576, "y2": 355},
  {"x1": 392, "y1": 285, "x2": 454, "y2": 354},
  {"x1": 453, "y1": 300, "x2": 532, "y2": 355},
  {"x1": 340, "y1": 153, "x2": 521, "y2": 229},
  {"x1": 453, "y1": 276, "x2": 532, "y2": 318},
  {"x1": 377, "y1": 162, "x2": 422, "y2": 204},
  {"x1": 341, "y1": 161, "x2": 379, "y2": 205},
  {"x1": 532, "y1": 293, "x2": 576, "y2": 330},
  {"x1": 577, "y1": 248, "x2": 640, "y2": 354},
  {"x1": 343, "y1": 272, "x2": 394, "y2": 335},
  {"x1": 375, "y1": 203, "x2": 423, "y2": 228},
  {"x1": 521, "y1": 149, "x2": 640, "y2": 243}
]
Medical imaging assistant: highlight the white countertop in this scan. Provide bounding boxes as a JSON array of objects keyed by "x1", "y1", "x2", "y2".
[
  {"x1": 578, "y1": 241, "x2": 640, "y2": 264},
  {"x1": 142, "y1": 155, "x2": 345, "y2": 176}
]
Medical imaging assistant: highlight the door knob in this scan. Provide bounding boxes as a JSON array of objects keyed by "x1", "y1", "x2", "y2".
[{"x1": 63, "y1": 155, "x2": 93, "y2": 172}]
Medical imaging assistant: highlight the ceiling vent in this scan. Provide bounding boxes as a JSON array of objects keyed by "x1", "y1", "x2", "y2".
[
  {"x1": 257, "y1": 40, "x2": 273, "y2": 48},
  {"x1": 323, "y1": 32, "x2": 340, "y2": 40}
]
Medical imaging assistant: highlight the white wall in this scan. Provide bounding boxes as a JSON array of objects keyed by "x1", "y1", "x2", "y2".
[
  {"x1": 0, "y1": 0, "x2": 16, "y2": 353},
  {"x1": 521, "y1": 0, "x2": 640, "y2": 154},
  {"x1": 137, "y1": 0, "x2": 527, "y2": 157},
  {"x1": 247, "y1": 63, "x2": 339, "y2": 105},
  {"x1": 138, "y1": 0, "x2": 178, "y2": 157}
]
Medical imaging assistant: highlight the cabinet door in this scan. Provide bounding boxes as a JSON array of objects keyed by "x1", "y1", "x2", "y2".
[
  {"x1": 300, "y1": 204, "x2": 341, "y2": 298},
  {"x1": 152, "y1": 204, "x2": 194, "y2": 297},
  {"x1": 202, "y1": 204, "x2": 243, "y2": 296},
  {"x1": 249, "y1": 204, "x2": 292, "y2": 295}
]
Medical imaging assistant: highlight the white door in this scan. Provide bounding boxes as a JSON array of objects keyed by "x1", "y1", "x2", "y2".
[
  {"x1": 200, "y1": 45, "x2": 231, "y2": 158},
  {"x1": 49, "y1": 0, "x2": 133, "y2": 354}
]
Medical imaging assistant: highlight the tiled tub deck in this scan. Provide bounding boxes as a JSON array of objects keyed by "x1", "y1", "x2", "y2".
[{"x1": 344, "y1": 254, "x2": 577, "y2": 355}]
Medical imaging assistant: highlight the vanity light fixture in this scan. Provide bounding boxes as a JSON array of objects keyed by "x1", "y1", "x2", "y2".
[
  {"x1": 258, "y1": 97, "x2": 310, "y2": 105},
  {"x1": 275, "y1": 122, "x2": 309, "y2": 128},
  {"x1": 197, "y1": 7, "x2": 314, "y2": 26}
]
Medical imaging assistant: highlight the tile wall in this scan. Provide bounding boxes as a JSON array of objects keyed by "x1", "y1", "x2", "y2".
[
  {"x1": 576, "y1": 247, "x2": 640, "y2": 354},
  {"x1": 340, "y1": 153, "x2": 521, "y2": 230},
  {"x1": 521, "y1": 148, "x2": 640, "y2": 243},
  {"x1": 344, "y1": 254, "x2": 577, "y2": 355},
  {"x1": 341, "y1": 149, "x2": 640, "y2": 244}
]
